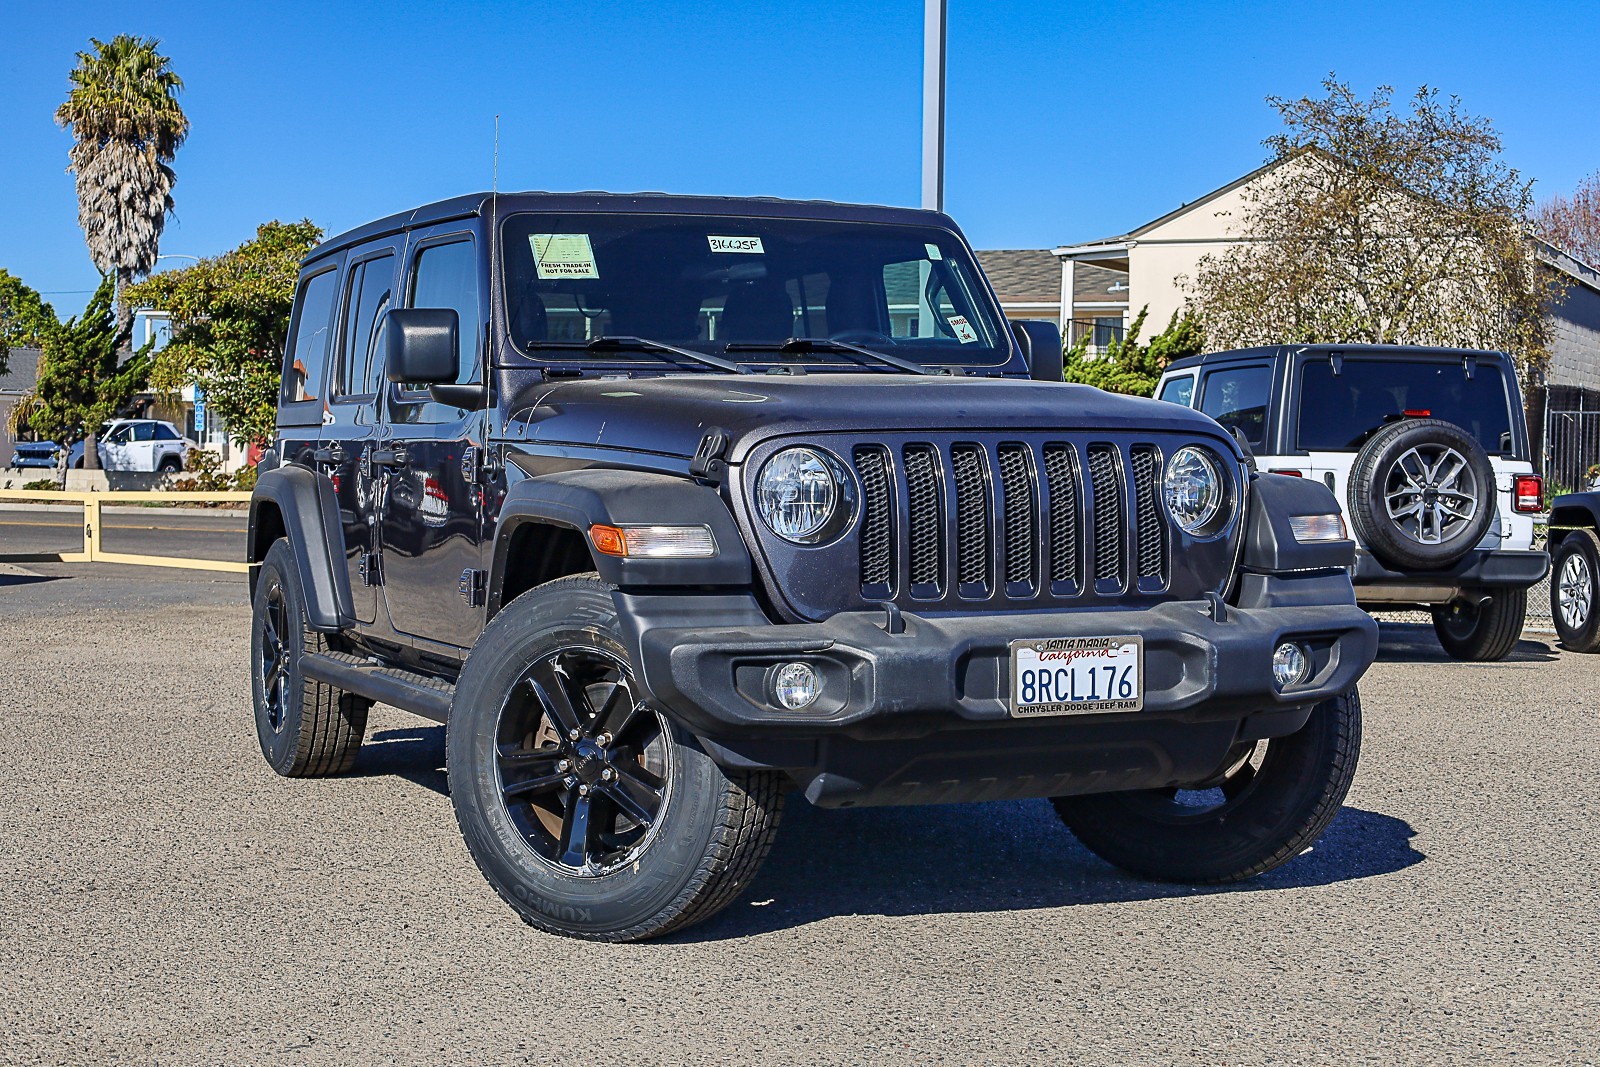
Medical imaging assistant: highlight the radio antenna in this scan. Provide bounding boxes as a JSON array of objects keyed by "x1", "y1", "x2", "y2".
[{"x1": 489, "y1": 114, "x2": 501, "y2": 363}]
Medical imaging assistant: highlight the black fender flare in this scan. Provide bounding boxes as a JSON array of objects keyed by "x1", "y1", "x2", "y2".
[
  {"x1": 489, "y1": 468, "x2": 752, "y2": 608},
  {"x1": 1548, "y1": 492, "x2": 1600, "y2": 550},
  {"x1": 248, "y1": 464, "x2": 354, "y2": 632},
  {"x1": 1241, "y1": 472, "x2": 1358, "y2": 574}
]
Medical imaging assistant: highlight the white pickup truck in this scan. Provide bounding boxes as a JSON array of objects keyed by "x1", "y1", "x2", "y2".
[{"x1": 1156, "y1": 344, "x2": 1548, "y2": 661}]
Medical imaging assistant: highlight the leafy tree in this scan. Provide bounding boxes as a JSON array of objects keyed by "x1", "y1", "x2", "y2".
[
  {"x1": 1536, "y1": 170, "x2": 1600, "y2": 268},
  {"x1": 1, "y1": 268, "x2": 59, "y2": 379},
  {"x1": 56, "y1": 35, "x2": 189, "y2": 327},
  {"x1": 1186, "y1": 77, "x2": 1553, "y2": 378},
  {"x1": 126, "y1": 220, "x2": 322, "y2": 448},
  {"x1": 10, "y1": 275, "x2": 150, "y2": 468},
  {"x1": 1063, "y1": 306, "x2": 1204, "y2": 397}
]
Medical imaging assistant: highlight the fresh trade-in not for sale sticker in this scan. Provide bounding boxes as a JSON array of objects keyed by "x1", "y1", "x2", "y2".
[
  {"x1": 947, "y1": 314, "x2": 978, "y2": 343},
  {"x1": 531, "y1": 234, "x2": 599, "y2": 279}
]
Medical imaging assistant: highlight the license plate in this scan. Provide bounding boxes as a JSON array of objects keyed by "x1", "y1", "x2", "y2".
[{"x1": 1009, "y1": 636, "x2": 1144, "y2": 717}]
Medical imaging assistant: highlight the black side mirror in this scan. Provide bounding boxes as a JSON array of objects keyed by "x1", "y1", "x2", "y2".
[
  {"x1": 1010, "y1": 320, "x2": 1063, "y2": 382},
  {"x1": 386, "y1": 308, "x2": 460, "y2": 385}
]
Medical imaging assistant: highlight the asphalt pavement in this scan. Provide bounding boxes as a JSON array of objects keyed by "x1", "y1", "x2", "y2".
[
  {"x1": 2, "y1": 562, "x2": 1597, "y2": 1065},
  {"x1": 0, "y1": 503, "x2": 246, "y2": 563}
]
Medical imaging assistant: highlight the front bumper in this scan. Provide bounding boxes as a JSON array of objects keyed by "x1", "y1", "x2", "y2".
[
  {"x1": 626, "y1": 595, "x2": 1376, "y2": 739},
  {"x1": 617, "y1": 586, "x2": 1378, "y2": 807}
]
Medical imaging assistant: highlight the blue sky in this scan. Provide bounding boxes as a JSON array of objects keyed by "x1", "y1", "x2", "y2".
[{"x1": 3, "y1": 0, "x2": 1598, "y2": 306}]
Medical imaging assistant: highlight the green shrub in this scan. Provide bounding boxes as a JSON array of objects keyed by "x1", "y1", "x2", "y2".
[{"x1": 1063, "y1": 306, "x2": 1204, "y2": 397}]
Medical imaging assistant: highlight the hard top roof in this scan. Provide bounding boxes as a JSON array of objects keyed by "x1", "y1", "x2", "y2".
[
  {"x1": 307, "y1": 192, "x2": 957, "y2": 265},
  {"x1": 1163, "y1": 343, "x2": 1514, "y2": 375}
]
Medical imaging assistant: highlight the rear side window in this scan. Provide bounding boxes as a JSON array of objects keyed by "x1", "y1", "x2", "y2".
[
  {"x1": 339, "y1": 255, "x2": 395, "y2": 397},
  {"x1": 1200, "y1": 365, "x2": 1271, "y2": 447},
  {"x1": 130, "y1": 423, "x2": 156, "y2": 442},
  {"x1": 282, "y1": 268, "x2": 340, "y2": 404},
  {"x1": 153, "y1": 424, "x2": 179, "y2": 441},
  {"x1": 1157, "y1": 375, "x2": 1194, "y2": 407},
  {"x1": 1297, "y1": 359, "x2": 1514, "y2": 452}
]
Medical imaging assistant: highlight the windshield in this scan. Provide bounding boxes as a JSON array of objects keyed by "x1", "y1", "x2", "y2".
[
  {"x1": 1297, "y1": 358, "x2": 1514, "y2": 453},
  {"x1": 498, "y1": 213, "x2": 1010, "y2": 369}
]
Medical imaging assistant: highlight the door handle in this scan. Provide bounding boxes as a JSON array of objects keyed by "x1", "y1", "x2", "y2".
[{"x1": 370, "y1": 447, "x2": 408, "y2": 469}]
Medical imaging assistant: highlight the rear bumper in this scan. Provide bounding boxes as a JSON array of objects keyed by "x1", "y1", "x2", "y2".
[
  {"x1": 617, "y1": 582, "x2": 1378, "y2": 806},
  {"x1": 1354, "y1": 548, "x2": 1549, "y2": 603}
]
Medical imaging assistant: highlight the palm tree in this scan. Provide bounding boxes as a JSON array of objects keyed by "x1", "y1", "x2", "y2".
[{"x1": 56, "y1": 35, "x2": 189, "y2": 329}]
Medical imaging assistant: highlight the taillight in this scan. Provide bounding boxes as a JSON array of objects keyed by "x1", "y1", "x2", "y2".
[
  {"x1": 1513, "y1": 475, "x2": 1542, "y2": 513},
  {"x1": 1268, "y1": 468, "x2": 1303, "y2": 477}
]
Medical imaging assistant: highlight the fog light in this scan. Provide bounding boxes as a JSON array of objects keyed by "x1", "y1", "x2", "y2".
[
  {"x1": 770, "y1": 662, "x2": 820, "y2": 711},
  {"x1": 1272, "y1": 642, "x2": 1311, "y2": 690}
]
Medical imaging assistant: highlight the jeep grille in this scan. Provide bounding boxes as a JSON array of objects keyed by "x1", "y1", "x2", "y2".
[
  {"x1": 854, "y1": 439, "x2": 1168, "y2": 601},
  {"x1": 742, "y1": 431, "x2": 1241, "y2": 621}
]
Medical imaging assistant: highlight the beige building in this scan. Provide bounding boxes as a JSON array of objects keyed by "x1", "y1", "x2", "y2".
[
  {"x1": 975, "y1": 249, "x2": 1126, "y2": 354},
  {"x1": 1051, "y1": 161, "x2": 1277, "y2": 337},
  {"x1": 1050, "y1": 159, "x2": 1600, "y2": 476}
]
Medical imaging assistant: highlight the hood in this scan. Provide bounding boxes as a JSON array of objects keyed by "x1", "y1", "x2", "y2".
[{"x1": 499, "y1": 373, "x2": 1242, "y2": 463}]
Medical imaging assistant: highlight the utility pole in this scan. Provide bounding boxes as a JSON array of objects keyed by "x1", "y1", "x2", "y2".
[{"x1": 921, "y1": 0, "x2": 947, "y2": 212}]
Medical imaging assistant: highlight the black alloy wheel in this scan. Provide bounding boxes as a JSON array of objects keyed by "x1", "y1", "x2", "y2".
[
  {"x1": 495, "y1": 645, "x2": 671, "y2": 874},
  {"x1": 448, "y1": 574, "x2": 784, "y2": 941},
  {"x1": 258, "y1": 575, "x2": 293, "y2": 735},
  {"x1": 1053, "y1": 689, "x2": 1362, "y2": 883},
  {"x1": 248, "y1": 538, "x2": 369, "y2": 776}
]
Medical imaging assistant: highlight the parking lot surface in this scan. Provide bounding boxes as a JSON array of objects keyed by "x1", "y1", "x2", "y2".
[{"x1": 2, "y1": 562, "x2": 1597, "y2": 1066}]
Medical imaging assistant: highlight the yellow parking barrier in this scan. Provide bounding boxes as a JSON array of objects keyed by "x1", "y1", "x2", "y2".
[{"x1": 0, "y1": 489, "x2": 252, "y2": 573}]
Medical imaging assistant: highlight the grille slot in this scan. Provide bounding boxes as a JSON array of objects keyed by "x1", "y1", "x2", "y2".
[
  {"x1": 1043, "y1": 445, "x2": 1080, "y2": 586},
  {"x1": 903, "y1": 445, "x2": 943, "y2": 591},
  {"x1": 855, "y1": 446, "x2": 893, "y2": 590},
  {"x1": 1087, "y1": 445, "x2": 1124, "y2": 586},
  {"x1": 997, "y1": 445, "x2": 1036, "y2": 589},
  {"x1": 951, "y1": 446, "x2": 990, "y2": 589},
  {"x1": 1131, "y1": 446, "x2": 1166, "y2": 581}
]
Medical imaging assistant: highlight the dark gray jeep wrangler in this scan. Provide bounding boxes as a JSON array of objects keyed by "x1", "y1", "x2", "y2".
[{"x1": 248, "y1": 193, "x2": 1378, "y2": 941}]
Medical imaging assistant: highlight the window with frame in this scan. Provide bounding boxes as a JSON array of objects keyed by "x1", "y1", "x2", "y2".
[
  {"x1": 282, "y1": 268, "x2": 340, "y2": 404},
  {"x1": 1200, "y1": 365, "x2": 1272, "y2": 447},
  {"x1": 409, "y1": 239, "x2": 479, "y2": 388},
  {"x1": 339, "y1": 254, "x2": 394, "y2": 397},
  {"x1": 1157, "y1": 375, "x2": 1194, "y2": 407}
]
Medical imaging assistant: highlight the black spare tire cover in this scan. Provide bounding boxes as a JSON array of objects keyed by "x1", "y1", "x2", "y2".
[{"x1": 1346, "y1": 418, "x2": 1496, "y2": 571}]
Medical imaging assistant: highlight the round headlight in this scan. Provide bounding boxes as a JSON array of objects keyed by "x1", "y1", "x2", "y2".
[
  {"x1": 755, "y1": 447, "x2": 839, "y2": 543},
  {"x1": 1164, "y1": 446, "x2": 1225, "y2": 535}
]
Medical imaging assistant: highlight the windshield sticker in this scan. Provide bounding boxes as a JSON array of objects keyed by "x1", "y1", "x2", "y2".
[
  {"x1": 947, "y1": 314, "x2": 978, "y2": 344},
  {"x1": 708, "y1": 235, "x2": 765, "y2": 254},
  {"x1": 531, "y1": 234, "x2": 599, "y2": 279},
  {"x1": 925, "y1": 243, "x2": 943, "y2": 261}
]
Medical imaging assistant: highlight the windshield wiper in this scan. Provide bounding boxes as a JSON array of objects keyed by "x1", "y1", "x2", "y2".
[
  {"x1": 723, "y1": 337, "x2": 938, "y2": 376},
  {"x1": 525, "y1": 335, "x2": 749, "y2": 374}
]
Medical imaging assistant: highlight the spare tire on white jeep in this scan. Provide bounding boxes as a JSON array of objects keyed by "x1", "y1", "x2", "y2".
[{"x1": 1346, "y1": 418, "x2": 1496, "y2": 572}]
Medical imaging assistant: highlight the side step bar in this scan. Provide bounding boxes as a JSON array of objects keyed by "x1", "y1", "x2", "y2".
[{"x1": 301, "y1": 650, "x2": 454, "y2": 722}]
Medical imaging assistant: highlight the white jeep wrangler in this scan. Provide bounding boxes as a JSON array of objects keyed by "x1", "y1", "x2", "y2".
[{"x1": 1156, "y1": 344, "x2": 1547, "y2": 660}]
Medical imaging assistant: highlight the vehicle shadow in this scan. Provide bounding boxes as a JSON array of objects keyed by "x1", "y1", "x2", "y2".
[
  {"x1": 352, "y1": 725, "x2": 1424, "y2": 942},
  {"x1": 1375, "y1": 621, "x2": 1558, "y2": 663},
  {"x1": 0, "y1": 573, "x2": 68, "y2": 587},
  {"x1": 359, "y1": 725, "x2": 448, "y2": 797},
  {"x1": 675, "y1": 800, "x2": 1423, "y2": 942}
]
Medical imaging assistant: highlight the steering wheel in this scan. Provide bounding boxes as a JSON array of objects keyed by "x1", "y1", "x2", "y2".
[{"x1": 829, "y1": 330, "x2": 897, "y2": 346}]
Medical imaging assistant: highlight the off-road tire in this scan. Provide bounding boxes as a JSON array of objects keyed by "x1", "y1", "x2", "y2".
[
  {"x1": 1052, "y1": 689, "x2": 1361, "y2": 883},
  {"x1": 1552, "y1": 529, "x2": 1600, "y2": 653},
  {"x1": 447, "y1": 574, "x2": 784, "y2": 942},
  {"x1": 250, "y1": 538, "x2": 369, "y2": 776},
  {"x1": 1432, "y1": 589, "x2": 1526, "y2": 662},
  {"x1": 1347, "y1": 418, "x2": 1495, "y2": 571}
]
